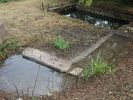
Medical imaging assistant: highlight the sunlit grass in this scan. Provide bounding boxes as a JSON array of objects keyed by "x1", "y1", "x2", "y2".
[
  {"x1": 53, "y1": 37, "x2": 70, "y2": 50},
  {"x1": 83, "y1": 53, "x2": 113, "y2": 80}
]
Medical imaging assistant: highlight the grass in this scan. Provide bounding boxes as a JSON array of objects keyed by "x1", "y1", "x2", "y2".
[
  {"x1": 0, "y1": 38, "x2": 20, "y2": 62},
  {"x1": 83, "y1": 53, "x2": 113, "y2": 80},
  {"x1": 0, "y1": 0, "x2": 19, "y2": 3},
  {"x1": 0, "y1": 0, "x2": 9, "y2": 3},
  {"x1": 32, "y1": 96, "x2": 37, "y2": 100},
  {"x1": 53, "y1": 37, "x2": 70, "y2": 50}
]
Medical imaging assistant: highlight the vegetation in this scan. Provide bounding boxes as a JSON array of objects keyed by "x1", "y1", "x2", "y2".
[
  {"x1": 79, "y1": 0, "x2": 93, "y2": 6},
  {"x1": 0, "y1": 38, "x2": 20, "y2": 62},
  {"x1": 0, "y1": 0, "x2": 9, "y2": 3},
  {"x1": 83, "y1": 53, "x2": 112, "y2": 80},
  {"x1": 0, "y1": 0, "x2": 19, "y2": 3},
  {"x1": 53, "y1": 37, "x2": 70, "y2": 50}
]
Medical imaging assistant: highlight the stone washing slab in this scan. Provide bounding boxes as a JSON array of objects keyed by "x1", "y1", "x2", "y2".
[{"x1": 22, "y1": 48, "x2": 72, "y2": 72}]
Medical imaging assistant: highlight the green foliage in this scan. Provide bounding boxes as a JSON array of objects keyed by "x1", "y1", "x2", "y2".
[
  {"x1": 83, "y1": 53, "x2": 112, "y2": 80},
  {"x1": 32, "y1": 96, "x2": 37, "y2": 100},
  {"x1": 0, "y1": 0, "x2": 9, "y2": 3},
  {"x1": 53, "y1": 37, "x2": 70, "y2": 50},
  {"x1": 0, "y1": 51, "x2": 6, "y2": 58},
  {"x1": 0, "y1": 38, "x2": 20, "y2": 52},
  {"x1": 0, "y1": 38, "x2": 20, "y2": 60},
  {"x1": 79, "y1": 0, "x2": 93, "y2": 6}
]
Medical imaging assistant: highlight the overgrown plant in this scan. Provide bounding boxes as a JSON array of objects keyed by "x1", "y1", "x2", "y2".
[
  {"x1": 83, "y1": 53, "x2": 112, "y2": 80},
  {"x1": 53, "y1": 37, "x2": 70, "y2": 50}
]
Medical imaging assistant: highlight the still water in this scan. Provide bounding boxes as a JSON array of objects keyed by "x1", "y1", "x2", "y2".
[
  {"x1": 61, "y1": 8, "x2": 128, "y2": 29},
  {"x1": 0, "y1": 55, "x2": 73, "y2": 96}
]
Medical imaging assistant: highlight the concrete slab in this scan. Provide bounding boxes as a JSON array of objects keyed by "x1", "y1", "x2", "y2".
[
  {"x1": 22, "y1": 48, "x2": 72, "y2": 72},
  {"x1": 69, "y1": 68, "x2": 83, "y2": 76}
]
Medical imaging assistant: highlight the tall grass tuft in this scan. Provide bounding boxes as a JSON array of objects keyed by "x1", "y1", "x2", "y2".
[
  {"x1": 53, "y1": 37, "x2": 70, "y2": 50},
  {"x1": 83, "y1": 53, "x2": 112, "y2": 80}
]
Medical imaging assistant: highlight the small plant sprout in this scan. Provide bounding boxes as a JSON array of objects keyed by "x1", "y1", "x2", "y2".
[
  {"x1": 83, "y1": 53, "x2": 112, "y2": 80},
  {"x1": 53, "y1": 37, "x2": 70, "y2": 50}
]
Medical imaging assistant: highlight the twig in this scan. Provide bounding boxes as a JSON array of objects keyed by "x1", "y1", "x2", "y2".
[
  {"x1": 14, "y1": 84, "x2": 19, "y2": 98},
  {"x1": 32, "y1": 55, "x2": 41, "y2": 96},
  {"x1": 26, "y1": 88, "x2": 29, "y2": 100}
]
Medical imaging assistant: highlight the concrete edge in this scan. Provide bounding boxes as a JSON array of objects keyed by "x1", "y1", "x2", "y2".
[
  {"x1": 22, "y1": 48, "x2": 72, "y2": 73},
  {"x1": 71, "y1": 33, "x2": 114, "y2": 64}
]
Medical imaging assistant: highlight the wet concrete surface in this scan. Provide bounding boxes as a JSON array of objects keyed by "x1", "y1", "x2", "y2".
[{"x1": 0, "y1": 55, "x2": 73, "y2": 96}]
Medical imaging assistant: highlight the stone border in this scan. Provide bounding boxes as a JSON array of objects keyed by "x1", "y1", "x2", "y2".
[
  {"x1": 48, "y1": 4, "x2": 131, "y2": 22},
  {"x1": 48, "y1": 4, "x2": 76, "y2": 13},
  {"x1": 76, "y1": 6, "x2": 131, "y2": 22},
  {"x1": 22, "y1": 33, "x2": 113, "y2": 76},
  {"x1": 71, "y1": 33, "x2": 114, "y2": 64},
  {"x1": 22, "y1": 48, "x2": 72, "y2": 73}
]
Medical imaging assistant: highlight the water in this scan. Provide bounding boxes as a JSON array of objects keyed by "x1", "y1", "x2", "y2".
[
  {"x1": 61, "y1": 9, "x2": 128, "y2": 29},
  {"x1": 0, "y1": 55, "x2": 73, "y2": 96}
]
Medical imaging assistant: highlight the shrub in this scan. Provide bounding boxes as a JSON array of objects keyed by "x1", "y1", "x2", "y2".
[
  {"x1": 83, "y1": 53, "x2": 112, "y2": 80},
  {"x1": 53, "y1": 37, "x2": 70, "y2": 50},
  {"x1": 0, "y1": 0, "x2": 9, "y2": 3}
]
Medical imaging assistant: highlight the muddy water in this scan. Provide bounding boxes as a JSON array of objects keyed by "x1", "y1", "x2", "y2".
[
  {"x1": 0, "y1": 55, "x2": 74, "y2": 96},
  {"x1": 61, "y1": 9, "x2": 128, "y2": 29}
]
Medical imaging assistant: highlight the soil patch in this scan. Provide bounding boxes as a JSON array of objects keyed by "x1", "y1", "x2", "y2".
[
  {"x1": 45, "y1": 41, "x2": 133, "y2": 100},
  {"x1": 29, "y1": 24, "x2": 110, "y2": 59}
]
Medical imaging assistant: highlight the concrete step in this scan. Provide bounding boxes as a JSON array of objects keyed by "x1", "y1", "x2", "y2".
[{"x1": 22, "y1": 48, "x2": 72, "y2": 73}]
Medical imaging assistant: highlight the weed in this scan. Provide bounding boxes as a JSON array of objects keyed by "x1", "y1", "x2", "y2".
[
  {"x1": 83, "y1": 53, "x2": 112, "y2": 80},
  {"x1": 53, "y1": 37, "x2": 70, "y2": 50},
  {"x1": 0, "y1": 38, "x2": 20, "y2": 62},
  {"x1": 0, "y1": 38, "x2": 20, "y2": 52}
]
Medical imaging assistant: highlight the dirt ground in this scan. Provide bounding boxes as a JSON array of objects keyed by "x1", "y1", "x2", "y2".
[
  {"x1": 0, "y1": 0, "x2": 112, "y2": 60},
  {"x1": 42, "y1": 41, "x2": 133, "y2": 100},
  {"x1": 0, "y1": 0, "x2": 133, "y2": 100}
]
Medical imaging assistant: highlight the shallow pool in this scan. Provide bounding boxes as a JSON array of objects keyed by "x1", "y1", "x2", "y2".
[{"x1": 0, "y1": 55, "x2": 73, "y2": 96}]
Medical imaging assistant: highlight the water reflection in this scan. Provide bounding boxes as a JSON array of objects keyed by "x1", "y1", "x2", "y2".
[
  {"x1": 0, "y1": 55, "x2": 73, "y2": 96},
  {"x1": 62, "y1": 9, "x2": 127, "y2": 29}
]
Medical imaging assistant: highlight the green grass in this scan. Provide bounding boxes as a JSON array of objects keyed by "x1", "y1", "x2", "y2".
[
  {"x1": 0, "y1": 0, "x2": 19, "y2": 3},
  {"x1": 83, "y1": 53, "x2": 112, "y2": 80},
  {"x1": 0, "y1": 0, "x2": 9, "y2": 3},
  {"x1": 0, "y1": 38, "x2": 19, "y2": 52},
  {"x1": 32, "y1": 96, "x2": 37, "y2": 100},
  {"x1": 53, "y1": 37, "x2": 70, "y2": 50},
  {"x1": 0, "y1": 38, "x2": 20, "y2": 61}
]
